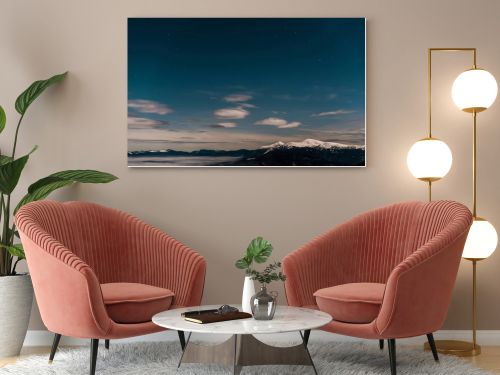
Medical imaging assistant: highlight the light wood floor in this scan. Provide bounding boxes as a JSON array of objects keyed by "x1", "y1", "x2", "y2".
[
  {"x1": 466, "y1": 346, "x2": 500, "y2": 373},
  {"x1": 2, "y1": 345, "x2": 500, "y2": 372}
]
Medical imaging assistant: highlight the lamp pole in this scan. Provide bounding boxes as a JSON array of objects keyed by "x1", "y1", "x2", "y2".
[
  {"x1": 423, "y1": 48, "x2": 483, "y2": 357},
  {"x1": 469, "y1": 108, "x2": 479, "y2": 352},
  {"x1": 472, "y1": 111, "x2": 477, "y2": 218}
]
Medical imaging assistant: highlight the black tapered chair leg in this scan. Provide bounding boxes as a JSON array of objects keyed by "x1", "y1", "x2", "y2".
[
  {"x1": 388, "y1": 339, "x2": 396, "y2": 375},
  {"x1": 303, "y1": 329, "x2": 311, "y2": 347},
  {"x1": 105, "y1": 339, "x2": 110, "y2": 350},
  {"x1": 48, "y1": 333, "x2": 62, "y2": 363},
  {"x1": 90, "y1": 339, "x2": 99, "y2": 375},
  {"x1": 379, "y1": 339, "x2": 384, "y2": 350},
  {"x1": 426, "y1": 333, "x2": 439, "y2": 362},
  {"x1": 177, "y1": 330, "x2": 186, "y2": 350}
]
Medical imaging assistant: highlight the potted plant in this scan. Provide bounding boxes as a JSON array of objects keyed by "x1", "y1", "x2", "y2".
[
  {"x1": 235, "y1": 237, "x2": 286, "y2": 318},
  {"x1": 235, "y1": 237, "x2": 273, "y2": 313},
  {"x1": 0, "y1": 72, "x2": 117, "y2": 358}
]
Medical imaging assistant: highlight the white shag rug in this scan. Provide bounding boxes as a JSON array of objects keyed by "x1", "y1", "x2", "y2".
[{"x1": 0, "y1": 341, "x2": 494, "y2": 374}]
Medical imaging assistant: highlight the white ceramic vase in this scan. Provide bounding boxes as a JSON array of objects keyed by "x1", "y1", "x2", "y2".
[
  {"x1": 241, "y1": 275, "x2": 255, "y2": 313},
  {"x1": 0, "y1": 274, "x2": 34, "y2": 358}
]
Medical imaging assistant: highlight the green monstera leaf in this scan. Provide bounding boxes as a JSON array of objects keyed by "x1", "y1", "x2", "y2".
[
  {"x1": 246, "y1": 236, "x2": 273, "y2": 264},
  {"x1": 235, "y1": 237, "x2": 274, "y2": 271},
  {"x1": 235, "y1": 257, "x2": 251, "y2": 269}
]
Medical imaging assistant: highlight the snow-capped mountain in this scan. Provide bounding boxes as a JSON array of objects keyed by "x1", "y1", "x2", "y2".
[
  {"x1": 129, "y1": 138, "x2": 365, "y2": 166},
  {"x1": 261, "y1": 139, "x2": 364, "y2": 151}
]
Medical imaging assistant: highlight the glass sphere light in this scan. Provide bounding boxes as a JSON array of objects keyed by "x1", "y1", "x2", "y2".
[
  {"x1": 462, "y1": 218, "x2": 498, "y2": 259},
  {"x1": 452, "y1": 69, "x2": 498, "y2": 112},
  {"x1": 407, "y1": 138, "x2": 453, "y2": 181}
]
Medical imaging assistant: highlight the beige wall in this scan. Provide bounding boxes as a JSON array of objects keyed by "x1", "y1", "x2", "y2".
[{"x1": 1, "y1": 0, "x2": 500, "y2": 331}]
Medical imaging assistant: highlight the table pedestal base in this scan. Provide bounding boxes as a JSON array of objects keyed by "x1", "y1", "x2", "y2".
[{"x1": 178, "y1": 332, "x2": 317, "y2": 374}]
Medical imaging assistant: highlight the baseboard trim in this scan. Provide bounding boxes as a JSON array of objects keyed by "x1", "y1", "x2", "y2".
[{"x1": 23, "y1": 329, "x2": 500, "y2": 347}]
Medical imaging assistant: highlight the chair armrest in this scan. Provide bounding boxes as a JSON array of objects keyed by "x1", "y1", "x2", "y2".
[
  {"x1": 17, "y1": 230, "x2": 111, "y2": 339},
  {"x1": 283, "y1": 219, "x2": 358, "y2": 307},
  {"x1": 126, "y1": 219, "x2": 206, "y2": 307},
  {"x1": 375, "y1": 227, "x2": 470, "y2": 338}
]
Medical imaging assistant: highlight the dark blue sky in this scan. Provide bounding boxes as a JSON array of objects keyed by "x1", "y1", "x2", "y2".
[{"x1": 128, "y1": 18, "x2": 365, "y2": 151}]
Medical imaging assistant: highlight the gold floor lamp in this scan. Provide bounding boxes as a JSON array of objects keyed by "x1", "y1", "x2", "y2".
[{"x1": 407, "y1": 48, "x2": 498, "y2": 356}]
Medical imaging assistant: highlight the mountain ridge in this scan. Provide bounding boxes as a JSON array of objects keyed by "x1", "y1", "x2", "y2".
[
  {"x1": 128, "y1": 139, "x2": 365, "y2": 166},
  {"x1": 261, "y1": 138, "x2": 364, "y2": 151}
]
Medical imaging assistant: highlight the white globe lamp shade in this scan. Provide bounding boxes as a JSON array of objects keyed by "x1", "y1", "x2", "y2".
[
  {"x1": 407, "y1": 138, "x2": 453, "y2": 181},
  {"x1": 462, "y1": 218, "x2": 498, "y2": 259},
  {"x1": 452, "y1": 69, "x2": 498, "y2": 113}
]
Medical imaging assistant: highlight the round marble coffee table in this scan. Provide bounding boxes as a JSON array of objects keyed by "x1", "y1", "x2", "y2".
[{"x1": 153, "y1": 305, "x2": 332, "y2": 374}]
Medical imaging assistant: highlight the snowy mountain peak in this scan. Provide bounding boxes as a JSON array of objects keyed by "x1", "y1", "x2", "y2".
[{"x1": 261, "y1": 139, "x2": 364, "y2": 150}]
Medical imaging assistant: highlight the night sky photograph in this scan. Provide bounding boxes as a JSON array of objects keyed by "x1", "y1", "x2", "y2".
[{"x1": 128, "y1": 18, "x2": 365, "y2": 166}]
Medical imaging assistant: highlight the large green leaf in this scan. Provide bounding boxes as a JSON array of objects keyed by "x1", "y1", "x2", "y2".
[
  {"x1": 0, "y1": 149, "x2": 36, "y2": 194},
  {"x1": 50, "y1": 169, "x2": 117, "y2": 183},
  {"x1": 28, "y1": 170, "x2": 117, "y2": 193},
  {"x1": 0, "y1": 105, "x2": 5, "y2": 134},
  {"x1": 235, "y1": 258, "x2": 250, "y2": 269},
  {"x1": 15, "y1": 72, "x2": 67, "y2": 115},
  {"x1": 16, "y1": 180, "x2": 73, "y2": 211},
  {"x1": 245, "y1": 237, "x2": 273, "y2": 264},
  {"x1": 14, "y1": 169, "x2": 117, "y2": 213}
]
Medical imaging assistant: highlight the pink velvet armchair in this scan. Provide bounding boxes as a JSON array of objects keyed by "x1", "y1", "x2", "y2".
[
  {"x1": 283, "y1": 200, "x2": 472, "y2": 375},
  {"x1": 16, "y1": 200, "x2": 206, "y2": 375}
]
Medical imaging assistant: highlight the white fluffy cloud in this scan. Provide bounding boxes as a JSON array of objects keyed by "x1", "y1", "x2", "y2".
[
  {"x1": 255, "y1": 117, "x2": 287, "y2": 126},
  {"x1": 224, "y1": 94, "x2": 252, "y2": 102},
  {"x1": 128, "y1": 116, "x2": 169, "y2": 129},
  {"x1": 128, "y1": 99, "x2": 173, "y2": 115},
  {"x1": 214, "y1": 107, "x2": 249, "y2": 119},
  {"x1": 312, "y1": 110, "x2": 354, "y2": 117},
  {"x1": 255, "y1": 117, "x2": 301, "y2": 129},
  {"x1": 278, "y1": 121, "x2": 301, "y2": 129}
]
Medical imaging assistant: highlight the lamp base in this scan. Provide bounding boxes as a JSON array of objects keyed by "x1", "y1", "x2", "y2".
[{"x1": 423, "y1": 340, "x2": 481, "y2": 357}]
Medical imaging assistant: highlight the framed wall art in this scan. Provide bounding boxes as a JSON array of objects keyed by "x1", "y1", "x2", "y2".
[{"x1": 128, "y1": 18, "x2": 366, "y2": 167}]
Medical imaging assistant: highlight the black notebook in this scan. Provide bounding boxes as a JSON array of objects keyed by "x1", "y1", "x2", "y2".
[{"x1": 182, "y1": 309, "x2": 252, "y2": 324}]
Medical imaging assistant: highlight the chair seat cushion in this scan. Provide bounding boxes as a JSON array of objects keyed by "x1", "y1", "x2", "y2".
[
  {"x1": 101, "y1": 283, "x2": 174, "y2": 324},
  {"x1": 313, "y1": 283, "x2": 385, "y2": 324}
]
